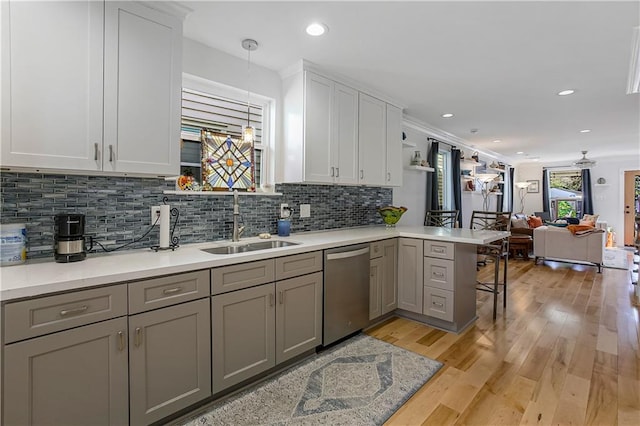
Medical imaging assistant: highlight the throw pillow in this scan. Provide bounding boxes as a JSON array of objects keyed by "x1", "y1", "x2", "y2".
[
  {"x1": 579, "y1": 220, "x2": 596, "y2": 227},
  {"x1": 582, "y1": 214, "x2": 599, "y2": 226},
  {"x1": 511, "y1": 218, "x2": 529, "y2": 229},
  {"x1": 527, "y1": 216, "x2": 543, "y2": 228}
]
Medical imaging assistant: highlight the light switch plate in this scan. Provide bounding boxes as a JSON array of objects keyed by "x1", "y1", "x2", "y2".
[{"x1": 300, "y1": 204, "x2": 311, "y2": 218}]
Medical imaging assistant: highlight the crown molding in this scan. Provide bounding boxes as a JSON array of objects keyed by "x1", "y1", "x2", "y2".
[{"x1": 141, "y1": 1, "x2": 193, "y2": 20}]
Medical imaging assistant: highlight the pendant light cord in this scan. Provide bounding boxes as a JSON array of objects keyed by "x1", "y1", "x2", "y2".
[{"x1": 247, "y1": 46, "x2": 251, "y2": 127}]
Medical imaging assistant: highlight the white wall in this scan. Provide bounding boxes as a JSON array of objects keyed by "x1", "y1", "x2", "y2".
[
  {"x1": 516, "y1": 155, "x2": 640, "y2": 247},
  {"x1": 393, "y1": 126, "x2": 429, "y2": 225}
]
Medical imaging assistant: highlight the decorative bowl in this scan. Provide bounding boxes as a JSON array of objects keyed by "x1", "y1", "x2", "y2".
[{"x1": 378, "y1": 206, "x2": 408, "y2": 227}]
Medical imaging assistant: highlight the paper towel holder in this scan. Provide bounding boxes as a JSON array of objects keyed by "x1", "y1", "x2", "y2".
[{"x1": 151, "y1": 197, "x2": 180, "y2": 252}]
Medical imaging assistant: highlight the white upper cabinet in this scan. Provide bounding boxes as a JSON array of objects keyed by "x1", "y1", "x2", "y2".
[
  {"x1": 282, "y1": 65, "x2": 402, "y2": 187},
  {"x1": 1, "y1": 1, "x2": 104, "y2": 171},
  {"x1": 1, "y1": 0, "x2": 182, "y2": 176},
  {"x1": 358, "y1": 93, "x2": 386, "y2": 186},
  {"x1": 385, "y1": 104, "x2": 403, "y2": 186}
]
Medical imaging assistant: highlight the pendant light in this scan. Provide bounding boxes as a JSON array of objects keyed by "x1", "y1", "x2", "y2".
[
  {"x1": 241, "y1": 39, "x2": 258, "y2": 144},
  {"x1": 573, "y1": 150, "x2": 596, "y2": 169}
]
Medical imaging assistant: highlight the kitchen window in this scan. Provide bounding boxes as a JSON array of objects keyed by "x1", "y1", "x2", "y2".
[
  {"x1": 437, "y1": 151, "x2": 452, "y2": 209},
  {"x1": 180, "y1": 74, "x2": 274, "y2": 189}
]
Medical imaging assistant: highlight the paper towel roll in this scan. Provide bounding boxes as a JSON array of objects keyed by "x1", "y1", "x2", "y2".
[{"x1": 160, "y1": 204, "x2": 170, "y2": 248}]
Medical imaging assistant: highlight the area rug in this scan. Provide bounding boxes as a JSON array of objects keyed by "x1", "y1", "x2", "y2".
[
  {"x1": 180, "y1": 334, "x2": 442, "y2": 426},
  {"x1": 603, "y1": 247, "x2": 630, "y2": 270}
]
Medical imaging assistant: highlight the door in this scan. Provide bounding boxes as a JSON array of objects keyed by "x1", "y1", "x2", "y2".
[
  {"x1": 385, "y1": 104, "x2": 403, "y2": 186},
  {"x1": 358, "y1": 93, "x2": 387, "y2": 185},
  {"x1": 397, "y1": 238, "x2": 424, "y2": 313},
  {"x1": 304, "y1": 71, "x2": 334, "y2": 183},
  {"x1": 624, "y1": 170, "x2": 640, "y2": 246},
  {"x1": 381, "y1": 239, "x2": 399, "y2": 314},
  {"x1": 212, "y1": 284, "x2": 275, "y2": 392},
  {"x1": 129, "y1": 298, "x2": 211, "y2": 425},
  {"x1": 275, "y1": 272, "x2": 323, "y2": 363},
  {"x1": 333, "y1": 83, "x2": 359, "y2": 184},
  {"x1": 1, "y1": 0, "x2": 103, "y2": 170},
  {"x1": 104, "y1": 1, "x2": 181, "y2": 175},
  {"x1": 3, "y1": 318, "x2": 128, "y2": 426}
]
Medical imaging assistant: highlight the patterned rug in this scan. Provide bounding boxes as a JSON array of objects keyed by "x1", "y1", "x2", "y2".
[
  {"x1": 179, "y1": 334, "x2": 442, "y2": 426},
  {"x1": 603, "y1": 247, "x2": 630, "y2": 270}
]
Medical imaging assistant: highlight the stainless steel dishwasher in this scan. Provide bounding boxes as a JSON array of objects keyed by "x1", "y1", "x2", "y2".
[{"x1": 323, "y1": 243, "x2": 370, "y2": 346}]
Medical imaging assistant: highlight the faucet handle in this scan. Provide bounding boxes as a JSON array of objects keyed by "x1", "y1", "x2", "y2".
[{"x1": 238, "y1": 226, "x2": 246, "y2": 237}]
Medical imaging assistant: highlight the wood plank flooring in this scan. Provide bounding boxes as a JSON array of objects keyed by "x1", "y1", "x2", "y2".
[{"x1": 367, "y1": 258, "x2": 639, "y2": 425}]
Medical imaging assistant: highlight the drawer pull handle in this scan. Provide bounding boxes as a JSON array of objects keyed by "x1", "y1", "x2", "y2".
[
  {"x1": 109, "y1": 144, "x2": 114, "y2": 162},
  {"x1": 279, "y1": 291, "x2": 285, "y2": 305},
  {"x1": 269, "y1": 293, "x2": 275, "y2": 307},
  {"x1": 117, "y1": 331, "x2": 125, "y2": 351},
  {"x1": 336, "y1": 167, "x2": 340, "y2": 178},
  {"x1": 135, "y1": 327, "x2": 143, "y2": 347},
  {"x1": 433, "y1": 272, "x2": 445, "y2": 278},
  {"x1": 94, "y1": 143, "x2": 99, "y2": 161},
  {"x1": 433, "y1": 302, "x2": 444, "y2": 307},
  {"x1": 433, "y1": 248, "x2": 445, "y2": 253},
  {"x1": 59, "y1": 305, "x2": 89, "y2": 317},
  {"x1": 163, "y1": 286, "x2": 182, "y2": 295},
  {"x1": 331, "y1": 167, "x2": 335, "y2": 177}
]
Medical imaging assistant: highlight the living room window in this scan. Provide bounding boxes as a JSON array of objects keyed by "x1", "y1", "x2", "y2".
[
  {"x1": 436, "y1": 151, "x2": 452, "y2": 209},
  {"x1": 548, "y1": 169, "x2": 583, "y2": 219},
  {"x1": 179, "y1": 74, "x2": 274, "y2": 190}
]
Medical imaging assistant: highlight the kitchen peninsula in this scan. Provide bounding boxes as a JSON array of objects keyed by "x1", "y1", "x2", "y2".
[{"x1": 0, "y1": 225, "x2": 507, "y2": 425}]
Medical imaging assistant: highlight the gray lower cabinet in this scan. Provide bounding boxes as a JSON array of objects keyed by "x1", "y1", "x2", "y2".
[
  {"x1": 212, "y1": 272, "x2": 323, "y2": 393},
  {"x1": 369, "y1": 239, "x2": 398, "y2": 320},
  {"x1": 397, "y1": 238, "x2": 424, "y2": 313},
  {"x1": 129, "y1": 298, "x2": 211, "y2": 425},
  {"x1": 3, "y1": 317, "x2": 129, "y2": 426},
  {"x1": 275, "y1": 271, "x2": 323, "y2": 363},
  {"x1": 212, "y1": 283, "x2": 276, "y2": 392}
]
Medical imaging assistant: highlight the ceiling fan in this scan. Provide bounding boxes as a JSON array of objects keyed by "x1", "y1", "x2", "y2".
[{"x1": 573, "y1": 150, "x2": 596, "y2": 169}]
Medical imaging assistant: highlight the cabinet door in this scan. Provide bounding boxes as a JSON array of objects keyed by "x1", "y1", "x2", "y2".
[
  {"x1": 397, "y1": 238, "x2": 424, "y2": 313},
  {"x1": 385, "y1": 104, "x2": 403, "y2": 186},
  {"x1": 129, "y1": 298, "x2": 211, "y2": 425},
  {"x1": 275, "y1": 272, "x2": 323, "y2": 363},
  {"x1": 369, "y1": 257, "x2": 383, "y2": 320},
  {"x1": 3, "y1": 317, "x2": 128, "y2": 426},
  {"x1": 333, "y1": 83, "x2": 359, "y2": 184},
  {"x1": 212, "y1": 284, "x2": 275, "y2": 392},
  {"x1": 381, "y1": 239, "x2": 398, "y2": 314},
  {"x1": 104, "y1": 2, "x2": 181, "y2": 175},
  {"x1": 1, "y1": 0, "x2": 103, "y2": 170},
  {"x1": 358, "y1": 93, "x2": 386, "y2": 185},
  {"x1": 304, "y1": 72, "x2": 334, "y2": 183}
]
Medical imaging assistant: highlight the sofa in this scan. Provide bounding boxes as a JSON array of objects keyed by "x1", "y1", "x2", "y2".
[{"x1": 533, "y1": 225, "x2": 605, "y2": 272}]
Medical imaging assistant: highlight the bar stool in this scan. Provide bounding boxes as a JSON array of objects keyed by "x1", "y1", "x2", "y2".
[
  {"x1": 470, "y1": 210, "x2": 512, "y2": 320},
  {"x1": 424, "y1": 210, "x2": 459, "y2": 228}
]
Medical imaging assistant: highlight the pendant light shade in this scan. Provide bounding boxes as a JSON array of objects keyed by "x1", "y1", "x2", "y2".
[
  {"x1": 241, "y1": 39, "x2": 258, "y2": 144},
  {"x1": 573, "y1": 150, "x2": 596, "y2": 169}
]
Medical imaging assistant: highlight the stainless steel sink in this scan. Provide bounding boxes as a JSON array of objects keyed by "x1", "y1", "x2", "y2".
[{"x1": 201, "y1": 240, "x2": 299, "y2": 255}]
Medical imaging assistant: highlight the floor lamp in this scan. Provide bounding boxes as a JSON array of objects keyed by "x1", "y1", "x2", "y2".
[{"x1": 515, "y1": 182, "x2": 532, "y2": 214}]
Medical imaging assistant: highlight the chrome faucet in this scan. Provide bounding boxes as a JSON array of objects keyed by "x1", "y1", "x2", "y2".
[{"x1": 232, "y1": 190, "x2": 246, "y2": 242}]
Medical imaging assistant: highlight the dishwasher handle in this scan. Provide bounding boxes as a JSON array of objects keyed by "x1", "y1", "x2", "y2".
[{"x1": 326, "y1": 247, "x2": 370, "y2": 260}]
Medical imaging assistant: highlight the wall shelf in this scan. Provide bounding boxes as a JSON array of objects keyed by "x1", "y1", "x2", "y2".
[
  {"x1": 594, "y1": 183, "x2": 610, "y2": 187},
  {"x1": 402, "y1": 141, "x2": 417, "y2": 148},
  {"x1": 405, "y1": 165, "x2": 435, "y2": 172},
  {"x1": 461, "y1": 160, "x2": 480, "y2": 169},
  {"x1": 485, "y1": 167, "x2": 506, "y2": 173}
]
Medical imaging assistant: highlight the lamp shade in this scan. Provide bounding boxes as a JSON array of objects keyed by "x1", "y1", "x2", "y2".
[{"x1": 515, "y1": 181, "x2": 531, "y2": 189}]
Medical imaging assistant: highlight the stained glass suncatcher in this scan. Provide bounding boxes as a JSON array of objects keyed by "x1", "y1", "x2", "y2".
[{"x1": 201, "y1": 130, "x2": 255, "y2": 191}]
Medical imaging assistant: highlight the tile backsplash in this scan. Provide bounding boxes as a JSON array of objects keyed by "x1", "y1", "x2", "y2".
[{"x1": 0, "y1": 173, "x2": 392, "y2": 259}]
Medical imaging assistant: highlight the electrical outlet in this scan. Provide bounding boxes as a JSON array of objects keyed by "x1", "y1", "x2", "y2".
[
  {"x1": 280, "y1": 203, "x2": 289, "y2": 218},
  {"x1": 150, "y1": 206, "x2": 161, "y2": 225},
  {"x1": 300, "y1": 204, "x2": 311, "y2": 218}
]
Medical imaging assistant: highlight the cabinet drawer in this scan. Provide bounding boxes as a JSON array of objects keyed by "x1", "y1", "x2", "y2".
[
  {"x1": 4, "y1": 285, "x2": 127, "y2": 343},
  {"x1": 128, "y1": 270, "x2": 210, "y2": 314},
  {"x1": 423, "y1": 257, "x2": 454, "y2": 291},
  {"x1": 424, "y1": 241, "x2": 455, "y2": 260},
  {"x1": 370, "y1": 241, "x2": 383, "y2": 259},
  {"x1": 212, "y1": 259, "x2": 275, "y2": 295},
  {"x1": 275, "y1": 251, "x2": 322, "y2": 281},
  {"x1": 423, "y1": 286, "x2": 454, "y2": 322}
]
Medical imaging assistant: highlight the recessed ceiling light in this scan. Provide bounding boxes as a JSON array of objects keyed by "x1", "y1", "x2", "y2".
[
  {"x1": 306, "y1": 23, "x2": 328, "y2": 36},
  {"x1": 516, "y1": 151, "x2": 524, "y2": 155},
  {"x1": 441, "y1": 113, "x2": 454, "y2": 118},
  {"x1": 492, "y1": 139, "x2": 501, "y2": 143},
  {"x1": 557, "y1": 89, "x2": 575, "y2": 96},
  {"x1": 580, "y1": 129, "x2": 591, "y2": 133}
]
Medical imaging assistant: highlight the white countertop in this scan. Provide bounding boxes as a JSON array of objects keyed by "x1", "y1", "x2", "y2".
[{"x1": 0, "y1": 225, "x2": 508, "y2": 301}]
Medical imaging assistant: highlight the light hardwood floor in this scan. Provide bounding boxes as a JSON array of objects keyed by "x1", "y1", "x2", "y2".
[{"x1": 367, "y1": 258, "x2": 640, "y2": 425}]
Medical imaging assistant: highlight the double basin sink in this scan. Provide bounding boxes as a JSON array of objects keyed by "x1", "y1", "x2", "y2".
[{"x1": 201, "y1": 240, "x2": 299, "y2": 255}]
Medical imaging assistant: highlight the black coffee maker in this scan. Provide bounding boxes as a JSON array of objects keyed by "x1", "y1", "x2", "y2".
[{"x1": 55, "y1": 214, "x2": 92, "y2": 263}]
